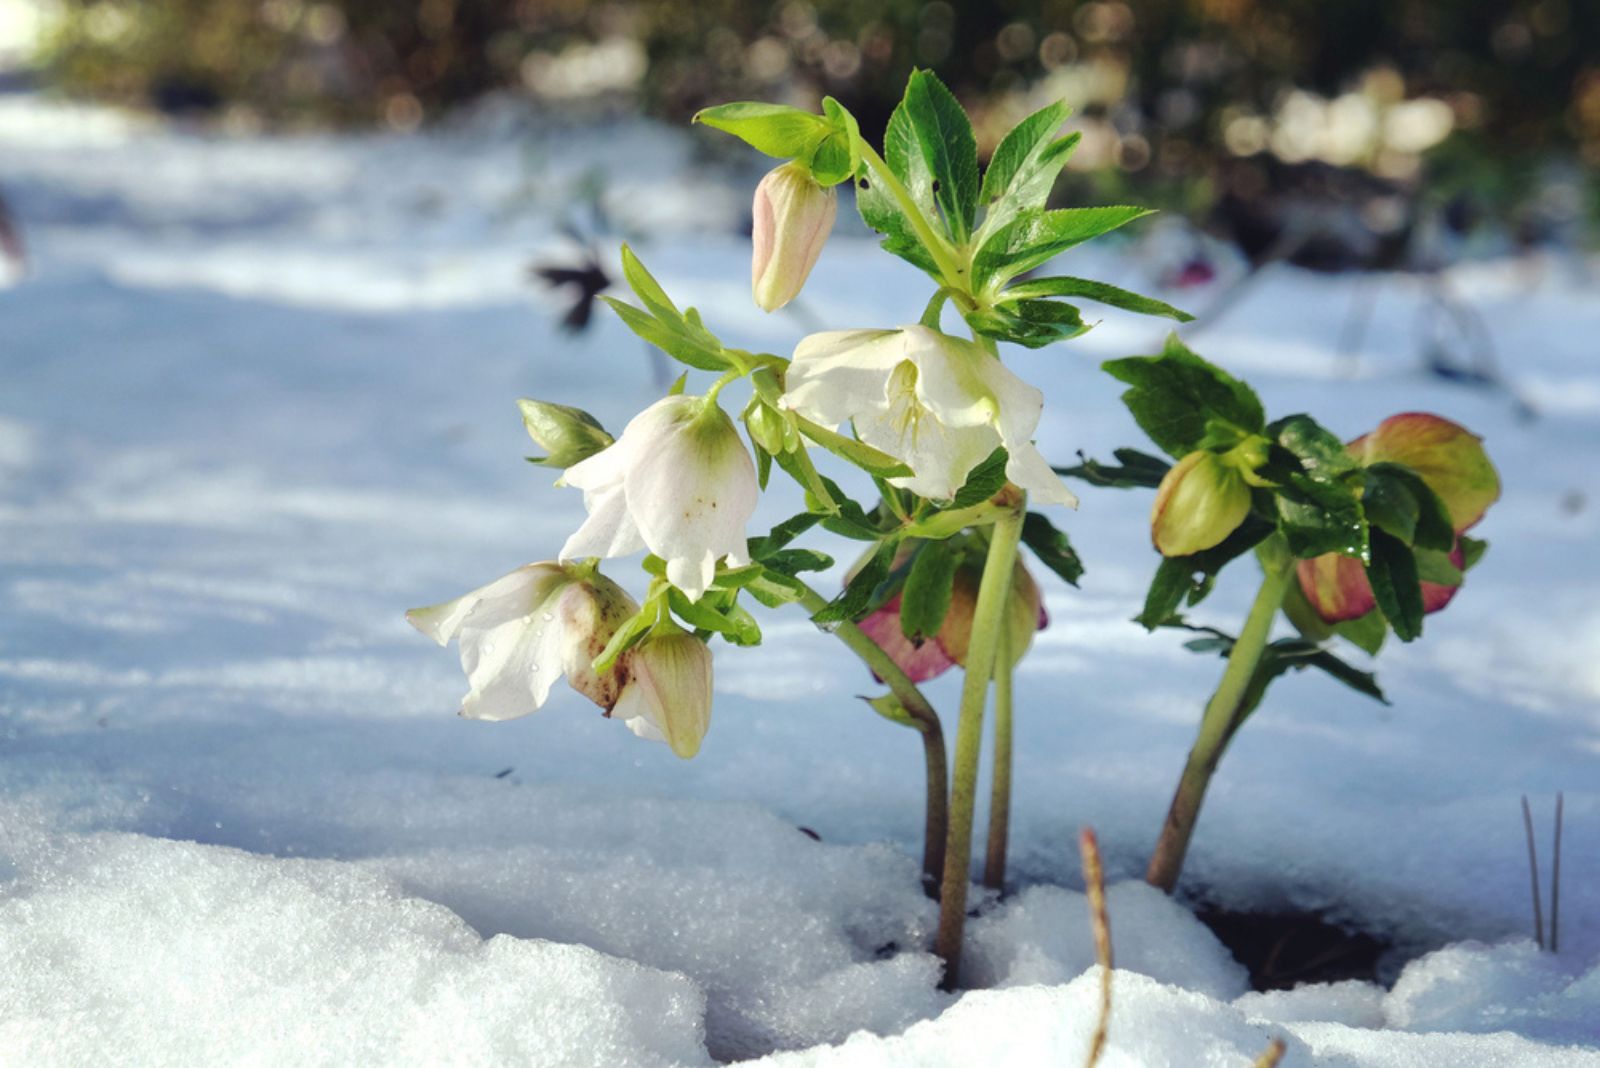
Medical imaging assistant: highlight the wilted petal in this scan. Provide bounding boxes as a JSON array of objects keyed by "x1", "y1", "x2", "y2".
[{"x1": 1351, "y1": 413, "x2": 1500, "y2": 532}]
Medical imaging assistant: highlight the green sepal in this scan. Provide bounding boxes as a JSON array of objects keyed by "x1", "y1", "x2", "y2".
[
  {"x1": 899, "y1": 538, "x2": 961, "y2": 642},
  {"x1": 1021, "y1": 511, "x2": 1085, "y2": 586},
  {"x1": 1103, "y1": 334, "x2": 1265, "y2": 460}
]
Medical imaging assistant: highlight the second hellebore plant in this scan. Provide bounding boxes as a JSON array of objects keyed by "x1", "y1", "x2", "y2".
[
  {"x1": 412, "y1": 69, "x2": 1191, "y2": 990},
  {"x1": 1067, "y1": 337, "x2": 1501, "y2": 893}
]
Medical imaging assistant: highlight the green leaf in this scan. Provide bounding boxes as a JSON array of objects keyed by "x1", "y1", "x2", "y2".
[
  {"x1": 1135, "y1": 515, "x2": 1274, "y2": 629},
  {"x1": 811, "y1": 539, "x2": 898, "y2": 625},
  {"x1": 1414, "y1": 548, "x2": 1463, "y2": 586},
  {"x1": 813, "y1": 97, "x2": 862, "y2": 187},
  {"x1": 1002, "y1": 275, "x2": 1193, "y2": 322},
  {"x1": 974, "y1": 205, "x2": 1153, "y2": 287},
  {"x1": 693, "y1": 102, "x2": 831, "y2": 159},
  {"x1": 1055, "y1": 448, "x2": 1172, "y2": 489},
  {"x1": 899, "y1": 538, "x2": 960, "y2": 642},
  {"x1": 1103, "y1": 334, "x2": 1266, "y2": 459},
  {"x1": 813, "y1": 475, "x2": 884, "y2": 541},
  {"x1": 668, "y1": 588, "x2": 762, "y2": 646},
  {"x1": 1021, "y1": 511, "x2": 1085, "y2": 586},
  {"x1": 794, "y1": 416, "x2": 913, "y2": 478},
  {"x1": 749, "y1": 512, "x2": 820, "y2": 558},
  {"x1": 1275, "y1": 470, "x2": 1367, "y2": 561},
  {"x1": 743, "y1": 569, "x2": 809, "y2": 609},
  {"x1": 855, "y1": 98, "x2": 941, "y2": 276},
  {"x1": 1459, "y1": 535, "x2": 1488, "y2": 571},
  {"x1": 601, "y1": 296, "x2": 727, "y2": 373},
  {"x1": 760, "y1": 548, "x2": 834, "y2": 576},
  {"x1": 1365, "y1": 528, "x2": 1424, "y2": 642},
  {"x1": 966, "y1": 298, "x2": 1089, "y2": 348},
  {"x1": 592, "y1": 604, "x2": 657, "y2": 675},
  {"x1": 978, "y1": 101, "x2": 1078, "y2": 238},
  {"x1": 863, "y1": 692, "x2": 922, "y2": 730},
  {"x1": 902, "y1": 69, "x2": 979, "y2": 242},
  {"x1": 1334, "y1": 610, "x2": 1388, "y2": 656},
  {"x1": 1366, "y1": 462, "x2": 1454, "y2": 552},
  {"x1": 950, "y1": 447, "x2": 1010, "y2": 508},
  {"x1": 1270, "y1": 415, "x2": 1357, "y2": 478}
]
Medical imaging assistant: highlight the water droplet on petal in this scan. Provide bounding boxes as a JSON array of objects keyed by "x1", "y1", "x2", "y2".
[{"x1": 542, "y1": 612, "x2": 555, "y2": 622}]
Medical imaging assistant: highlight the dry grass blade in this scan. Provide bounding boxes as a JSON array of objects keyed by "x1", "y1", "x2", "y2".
[
  {"x1": 1521, "y1": 794, "x2": 1545, "y2": 948},
  {"x1": 1251, "y1": 1036, "x2": 1287, "y2": 1067},
  {"x1": 1079, "y1": 827, "x2": 1113, "y2": 1068}
]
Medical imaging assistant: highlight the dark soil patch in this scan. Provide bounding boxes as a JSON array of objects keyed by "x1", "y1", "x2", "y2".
[{"x1": 1194, "y1": 905, "x2": 1396, "y2": 991}]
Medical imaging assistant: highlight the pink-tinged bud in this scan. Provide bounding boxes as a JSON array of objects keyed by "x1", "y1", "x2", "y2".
[
  {"x1": 1350, "y1": 413, "x2": 1500, "y2": 532},
  {"x1": 1151, "y1": 450, "x2": 1252, "y2": 557},
  {"x1": 612, "y1": 628, "x2": 714, "y2": 759},
  {"x1": 858, "y1": 558, "x2": 1047, "y2": 683},
  {"x1": 751, "y1": 161, "x2": 837, "y2": 312}
]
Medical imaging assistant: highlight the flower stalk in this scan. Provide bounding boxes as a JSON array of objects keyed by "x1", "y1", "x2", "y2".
[
  {"x1": 796, "y1": 583, "x2": 949, "y2": 896},
  {"x1": 981, "y1": 622, "x2": 1015, "y2": 893},
  {"x1": 1145, "y1": 534, "x2": 1296, "y2": 894},
  {"x1": 935, "y1": 504, "x2": 1024, "y2": 988}
]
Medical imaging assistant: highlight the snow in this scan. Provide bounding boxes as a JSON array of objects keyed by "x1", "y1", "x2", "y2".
[{"x1": 2, "y1": 93, "x2": 1600, "y2": 1064}]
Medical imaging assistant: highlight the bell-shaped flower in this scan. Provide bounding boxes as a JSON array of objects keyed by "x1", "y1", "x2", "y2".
[
  {"x1": 407, "y1": 562, "x2": 638, "y2": 720},
  {"x1": 612, "y1": 624, "x2": 714, "y2": 759},
  {"x1": 752, "y1": 160, "x2": 837, "y2": 312},
  {"x1": 1297, "y1": 413, "x2": 1500, "y2": 624},
  {"x1": 780, "y1": 325, "x2": 1077, "y2": 506},
  {"x1": 560, "y1": 394, "x2": 758, "y2": 602},
  {"x1": 1151, "y1": 450, "x2": 1253, "y2": 557},
  {"x1": 858, "y1": 555, "x2": 1048, "y2": 683}
]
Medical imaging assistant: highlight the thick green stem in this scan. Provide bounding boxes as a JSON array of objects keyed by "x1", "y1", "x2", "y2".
[
  {"x1": 935, "y1": 507, "x2": 1025, "y2": 988},
  {"x1": 1145, "y1": 536, "x2": 1296, "y2": 894},
  {"x1": 797, "y1": 584, "x2": 949, "y2": 896},
  {"x1": 982, "y1": 624, "x2": 1014, "y2": 893},
  {"x1": 856, "y1": 142, "x2": 969, "y2": 291}
]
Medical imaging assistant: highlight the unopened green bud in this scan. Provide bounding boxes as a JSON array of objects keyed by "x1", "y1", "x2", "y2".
[
  {"x1": 745, "y1": 399, "x2": 790, "y2": 455},
  {"x1": 1151, "y1": 450, "x2": 1252, "y2": 557},
  {"x1": 519, "y1": 398, "x2": 614, "y2": 468}
]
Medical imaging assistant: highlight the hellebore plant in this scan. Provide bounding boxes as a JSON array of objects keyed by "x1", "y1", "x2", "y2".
[
  {"x1": 410, "y1": 69, "x2": 1188, "y2": 989},
  {"x1": 1066, "y1": 337, "x2": 1501, "y2": 893}
]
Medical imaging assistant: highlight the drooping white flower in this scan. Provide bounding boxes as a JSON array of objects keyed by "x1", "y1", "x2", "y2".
[
  {"x1": 751, "y1": 160, "x2": 838, "y2": 312},
  {"x1": 560, "y1": 394, "x2": 758, "y2": 601},
  {"x1": 407, "y1": 562, "x2": 637, "y2": 721},
  {"x1": 780, "y1": 325, "x2": 1078, "y2": 506},
  {"x1": 611, "y1": 625, "x2": 714, "y2": 759}
]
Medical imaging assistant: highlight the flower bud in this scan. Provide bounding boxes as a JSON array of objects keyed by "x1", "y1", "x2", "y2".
[
  {"x1": 519, "y1": 398, "x2": 614, "y2": 469},
  {"x1": 1151, "y1": 450, "x2": 1252, "y2": 557},
  {"x1": 1351, "y1": 413, "x2": 1500, "y2": 532},
  {"x1": 612, "y1": 626, "x2": 714, "y2": 759},
  {"x1": 751, "y1": 161, "x2": 837, "y2": 312},
  {"x1": 744, "y1": 399, "x2": 790, "y2": 456}
]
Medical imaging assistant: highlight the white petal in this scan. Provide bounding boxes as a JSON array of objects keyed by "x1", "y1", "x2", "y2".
[
  {"x1": 969, "y1": 349, "x2": 1047, "y2": 449},
  {"x1": 625, "y1": 403, "x2": 757, "y2": 601},
  {"x1": 457, "y1": 609, "x2": 566, "y2": 719},
  {"x1": 780, "y1": 329, "x2": 904, "y2": 427},
  {"x1": 860, "y1": 408, "x2": 1001, "y2": 500},
  {"x1": 560, "y1": 481, "x2": 645, "y2": 561},
  {"x1": 1005, "y1": 442, "x2": 1079, "y2": 508},
  {"x1": 406, "y1": 564, "x2": 565, "y2": 646},
  {"x1": 902, "y1": 325, "x2": 998, "y2": 430}
]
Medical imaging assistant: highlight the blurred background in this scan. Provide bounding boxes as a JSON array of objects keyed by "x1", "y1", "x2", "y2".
[{"x1": 2, "y1": 0, "x2": 1597, "y2": 257}]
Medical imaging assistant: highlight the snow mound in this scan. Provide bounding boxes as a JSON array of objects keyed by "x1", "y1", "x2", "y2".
[{"x1": 0, "y1": 833, "x2": 712, "y2": 1067}]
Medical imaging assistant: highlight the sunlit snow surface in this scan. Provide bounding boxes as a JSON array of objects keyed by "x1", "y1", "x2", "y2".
[{"x1": 2, "y1": 94, "x2": 1599, "y2": 1065}]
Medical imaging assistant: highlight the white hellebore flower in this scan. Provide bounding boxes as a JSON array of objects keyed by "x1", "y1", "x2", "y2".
[
  {"x1": 407, "y1": 562, "x2": 637, "y2": 720},
  {"x1": 780, "y1": 325, "x2": 1078, "y2": 506},
  {"x1": 612, "y1": 624, "x2": 714, "y2": 759},
  {"x1": 560, "y1": 394, "x2": 758, "y2": 601}
]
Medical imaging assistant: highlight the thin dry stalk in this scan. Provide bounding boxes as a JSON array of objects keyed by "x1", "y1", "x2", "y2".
[
  {"x1": 1551, "y1": 792, "x2": 1564, "y2": 953},
  {"x1": 1521, "y1": 794, "x2": 1545, "y2": 948},
  {"x1": 1079, "y1": 827, "x2": 1113, "y2": 1068},
  {"x1": 1250, "y1": 1037, "x2": 1287, "y2": 1067}
]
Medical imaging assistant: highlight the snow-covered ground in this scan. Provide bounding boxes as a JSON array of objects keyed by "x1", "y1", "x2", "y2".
[{"x1": 2, "y1": 93, "x2": 1599, "y2": 1065}]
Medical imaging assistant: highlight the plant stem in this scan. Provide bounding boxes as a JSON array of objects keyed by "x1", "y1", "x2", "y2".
[
  {"x1": 796, "y1": 584, "x2": 948, "y2": 896},
  {"x1": 935, "y1": 505, "x2": 1025, "y2": 987},
  {"x1": 856, "y1": 141, "x2": 969, "y2": 291},
  {"x1": 1145, "y1": 535, "x2": 1295, "y2": 894},
  {"x1": 982, "y1": 623, "x2": 1014, "y2": 892}
]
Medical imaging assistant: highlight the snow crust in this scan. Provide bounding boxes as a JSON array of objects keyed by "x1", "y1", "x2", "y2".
[{"x1": 2, "y1": 94, "x2": 1599, "y2": 1064}]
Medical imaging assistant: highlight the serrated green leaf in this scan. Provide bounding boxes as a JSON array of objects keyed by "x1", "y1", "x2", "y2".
[
  {"x1": 694, "y1": 102, "x2": 831, "y2": 159},
  {"x1": 1103, "y1": 334, "x2": 1266, "y2": 459},
  {"x1": 1270, "y1": 414, "x2": 1357, "y2": 478},
  {"x1": 601, "y1": 296, "x2": 727, "y2": 372},
  {"x1": 975, "y1": 205, "x2": 1153, "y2": 287},
  {"x1": 902, "y1": 69, "x2": 979, "y2": 242},
  {"x1": 854, "y1": 96, "x2": 942, "y2": 276},
  {"x1": 978, "y1": 102, "x2": 1078, "y2": 239},
  {"x1": 1276, "y1": 470, "x2": 1367, "y2": 561},
  {"x1": 1021, "y1": 511, "x2": 1085, "y2": 586},
  {"x1": 1365, "y1": 528, "x2": 1424, "y2": 642},
  {"x1": 1002, "y1": 275, "x2": 1193, "y2": 322},
  {"x1": 1366, "y1": 462, "x2": 1454, "y2": 551},
  {"x1": 1135, "y1": 515, "x2": 1274, "y2": 628},
  {"x1": 966, "y1": 298, "x2": 1089, "y2": 348},
  {"x1": 949, "y1": 447, "x2": 1009, "y2": 509},
  {"x1": 900, "y1": 538, "x2": 960, "y2": 642},
  {"x1": 811, "y1": 539, "x2": 898, "y2": 625},
  {"x1": 1055, "y1": 447, "x2": 1172, "y2": 489},
  {"x1": 761, "y1": 548, "x2": 834, "y2": 576}
]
